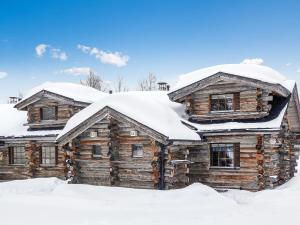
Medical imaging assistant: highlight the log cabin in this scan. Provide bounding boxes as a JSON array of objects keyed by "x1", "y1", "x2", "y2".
[{"x1": 0, "y1": 64, "x2": 299, "y2": 191}]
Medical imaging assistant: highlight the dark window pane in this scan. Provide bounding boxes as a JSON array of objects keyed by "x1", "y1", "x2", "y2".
[
  {"x1": 210, "y1": 143, "x2": 235, "y2": 168},
  {"x1": 92, "y1": 145, "x2": 102, "y2": 156},
  {"x1": 211, "y1": 94, "x2": 234, "y2": 111},
  {"x1": 41, "y1": 107, "x2": 56, "y2": 120}
]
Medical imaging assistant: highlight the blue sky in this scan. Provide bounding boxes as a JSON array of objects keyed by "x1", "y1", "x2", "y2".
[{"x1": 0, "y1": 0, "x2": 300, "y2": 102}]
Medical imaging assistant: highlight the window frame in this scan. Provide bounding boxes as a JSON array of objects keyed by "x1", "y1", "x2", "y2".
[
  {"x1": 9, "y1": 146, "x2": 26, "y2": 165},
  {"x1": 40, "y1": 146, "x2": 57, "y2": 166},
  {"x1": 210, "y1": 93, "x2": 235, "y2": 112},
  {"x1": 40, "y1": 106, "x2": 58, "y2": 121},
  {"x1": 132, "y1": 144, "x2": 144, "y2": 158},
  {"x1": 210, "y1": 143, "x2": 238, "y2": 169},
  {"x1": 92, "y1": 145, "x2": 102, "y2": 158}
]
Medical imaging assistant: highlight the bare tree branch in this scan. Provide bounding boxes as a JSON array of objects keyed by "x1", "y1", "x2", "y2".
[
  {"x1": 137, "y1": 73, "x2": 157, "y2": 91},
  {"x1": 80, "y1": 70, "x2": 110, "y2": 92}
]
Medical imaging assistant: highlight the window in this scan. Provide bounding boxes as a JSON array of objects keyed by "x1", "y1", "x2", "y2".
[
  {"x1": 132, "y1": 144, "x2": 143, "y2": 158},
  {"x1": 9, "y1": 146, "x2": 26, "y2": 165},
  {"x1": 210, "y1": 143, "x2": 238, "y2": 168},
  {"x1": 40, "y1": 107, "x2": 57, "y2": 120},
  {"x1": 40, "y1": 146, "x2": 56, "y2": 165},
  {"x1": 92, "y1": 145, "x2": 102, "y2": 158},
  {"x1": 210, "y1": 94, "x2": 234, "y2": 111}
]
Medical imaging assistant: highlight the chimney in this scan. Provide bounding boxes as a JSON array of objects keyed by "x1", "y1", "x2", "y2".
[
  {"x1": 157, "y1": 82, "x2": 170, "y2": 91},
  {"x1": 8, "y1": 96, "x2": 21, "y2": 104}
]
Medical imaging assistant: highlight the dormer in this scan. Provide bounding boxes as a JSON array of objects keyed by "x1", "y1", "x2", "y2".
[
  {"x1": 14, "y1": 82, "x2": 107, "y2": 130},
  {"x1": 168, "y1": 64, "x2": 291, "y2": 123}
]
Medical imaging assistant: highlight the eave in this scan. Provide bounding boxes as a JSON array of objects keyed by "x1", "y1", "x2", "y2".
[{"x1": 168, "y1": 72, "x2": 290, "y2": 102}]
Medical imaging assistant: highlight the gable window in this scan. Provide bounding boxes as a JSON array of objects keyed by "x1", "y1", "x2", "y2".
[
  {"x1": 92, "y1": 145, "x2": 102, "y2": 158},
  {"x1": 132, "y1": 144, "x2": 143, "y2": 158},
  {"x1": 40, "y1": 146, "x2": 57, "y2": 166},
  {"x1": 211, "y1": 94, "x2": 234, "y2": 111},
  {"x1": 9, "y1": 146, "x2": 26, "y2": 165},
  {"x1": 40, "y1": 107, "x2": 57, "y2": 120},
  {"x1": 210, "y1": 143, "x2": 240, "y2": 168}
]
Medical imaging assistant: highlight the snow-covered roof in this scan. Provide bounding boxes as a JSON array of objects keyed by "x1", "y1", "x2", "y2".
[
  {"x1": 191, "y1": 105, "x2": 288, "y2": 133},
  {"x1": 172, "y1": 64, "x2": 291, "y2": 92},
  {"x1": 57, "y1": 91, "x2": 200, "y2": 141},
  {"x1": 0, "y1": 104, "x2": 60, "y2": 138},
  {"x1": 18, "y1": 82, "x2": 107, "y2": 105}
]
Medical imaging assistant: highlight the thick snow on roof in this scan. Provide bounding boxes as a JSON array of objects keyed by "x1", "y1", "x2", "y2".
[
  {"x1": 19, "y1": 82, "x2": 107, "y2": 104},
  {"x1": 58, "y1": 91, "x2": 200, "y2": 141},
  {"x1": 0, "y1": 104, "x2": 60, "y2": 138},
  {"x1": 191, "y1": 104, "x2": 288, "y2": 132},
  {"x1": 172, "y1": 64, "x2": 290, "y2": 92}
]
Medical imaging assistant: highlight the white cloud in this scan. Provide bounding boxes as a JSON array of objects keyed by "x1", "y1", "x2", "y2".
[
  {"x1": 77, "y1": 44, "x2": 129, "y2": 67},
  {"x1": 60, "y1": 67, "x2": 91, "y2": 76},
  {"x1": 286, "y1": 63, "x2": 292, "y2": 67},
  {"x1": 297, "y1": 69, "x2": 300, "y2": 73},
  {"x1": 50, "y1": 48, "x2": 68, "y2": 61},
  {"x1": 0, "y1": 71, "x2": 8, "y2": 79},
  {"x1": 35, "y1": 44, "x2": 49, "y2": 57},
  {"x1": 241, "y1": 58, "x2": 264, "y2": 65},
  {"x1": 35, "y1": 44, "x2": 67, "y2": 61}
]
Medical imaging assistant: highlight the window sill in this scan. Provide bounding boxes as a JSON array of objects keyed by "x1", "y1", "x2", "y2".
[
  {"x1": 210, "y1": 110, "x2": 234, "y2": 113},
  {"x1": 40, "y1": 164, "x2": 57, "y2": 167},
  {"x1": 132, "y1": 156, "x2": 143, "y2": 158},
  {"x1": 9, "y1": 164, "x2": 26, "y2": 167},
  {"x1": 210, "y1": 167, "x2": 240, "y2": 170},
  {"x1": 92, "y1": 155, "x2": 103, "y2": 159}
]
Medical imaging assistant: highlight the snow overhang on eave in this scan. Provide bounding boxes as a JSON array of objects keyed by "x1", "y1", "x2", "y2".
[
  {"x1": 15, "y1": 90, "x2": 90, "y2": 110},
  {"x1": 198, "y1": 128, "x2": 281, "y2": 136}
]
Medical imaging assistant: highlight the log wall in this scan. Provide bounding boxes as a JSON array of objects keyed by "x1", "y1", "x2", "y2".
[
  {"x1": 0, "y1": 141, "x2": 65, "y2": 181},
  {"x1": 73, "y1": 117, "x2": 162, "y2": 189},
  {"x1": 27, "y1": 97, "x2": 82, "y2": 129},
  {"x1": 183, "y1": 80, "x2": 272, "y2": 122}
]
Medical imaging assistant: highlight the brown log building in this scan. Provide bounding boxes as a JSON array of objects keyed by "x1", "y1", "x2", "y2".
[{"x1": 1, "y1": 64, "x2": 299, "y2": 191}]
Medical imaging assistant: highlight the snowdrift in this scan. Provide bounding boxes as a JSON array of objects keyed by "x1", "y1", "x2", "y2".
[{"x1": 0, "y1": 176, "x2": 300, "y2": 225}]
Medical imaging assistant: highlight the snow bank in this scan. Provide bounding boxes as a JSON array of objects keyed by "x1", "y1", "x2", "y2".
[
  {"x1": 172, "y1": 64, "x2": 291, "y2": 92},
  {"x1": 58, "y1": 91, "x2": 200, "y2": 141},
  {"x1": 1, "y1": 175, "x2": 300, "y2": 225},
  {"x1": 19, "y1": 82, "x2": 107, "y2": 104}
]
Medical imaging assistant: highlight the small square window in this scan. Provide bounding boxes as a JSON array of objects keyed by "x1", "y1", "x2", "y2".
[
  {"x1": 41, "y1": 107, "x2": 57, "y2": 120},
  {"x1": 211, "y1": 94, "x2": 234, "y2": 111},
  {"x1": 92, "y1": 145, "x2": 102, "y2": 158},
  {"x1": 132, "y1": 144, "x2": 143, "y2": 158},
  {"x1": 210, "y1": 143, "x2": 235, "y2": 168}
]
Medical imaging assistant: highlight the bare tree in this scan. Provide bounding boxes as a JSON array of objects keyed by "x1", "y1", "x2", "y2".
[
  {"x1": 114, "y1": 76, "x2": 129, "y2": 92},
  {"x1": 137, "y1": 73, "x2": 157, "y2": 91},
  {"x1": 80, "y1": 70, "x2": 109, "y2": 92}
]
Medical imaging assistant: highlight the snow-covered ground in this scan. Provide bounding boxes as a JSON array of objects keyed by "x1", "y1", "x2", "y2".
[{"x1": 1, "y1": 176, "x2": 300, "y2": 225}]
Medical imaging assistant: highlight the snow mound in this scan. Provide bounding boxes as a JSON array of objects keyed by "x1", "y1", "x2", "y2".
[
  {"x1": 0, "y1": 177, "x2": 66, "y2": 195},
  {"x1": 1, "y1": 176, "x2": 300, "y2": 225},
  {"x1": 172, "y1": 64, "x2": 290, "y2": 92}
]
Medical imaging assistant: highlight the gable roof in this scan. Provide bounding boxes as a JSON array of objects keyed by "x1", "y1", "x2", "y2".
[
  {"x1": 169, "y1": 64, "x2": 292, "y2": 101},
  {"x1": 56, "y1": 91, "x2": 201, "y2": 144},
  {"x1": 0, "y1": 104, "x2": 60, "y2": 138},
  {"x1": 15, "y1": 82, "x2": 107, "y2": 109},
  {"x1": 188, "y1": 81, "x2": 297, "y2": 133}
]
